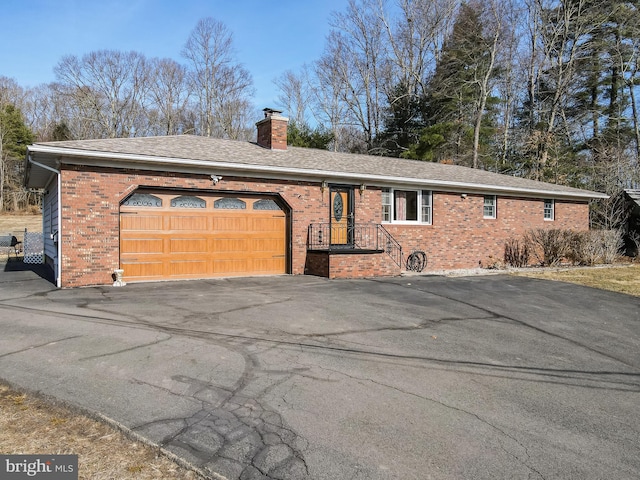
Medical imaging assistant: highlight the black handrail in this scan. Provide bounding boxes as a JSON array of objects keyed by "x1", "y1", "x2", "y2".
[
  {"x1": 307, "y1": 223, "x2": 403, "y2": 267},
  {"x1": 377, "y1": 224, "x2": 403, "y2": 267}
]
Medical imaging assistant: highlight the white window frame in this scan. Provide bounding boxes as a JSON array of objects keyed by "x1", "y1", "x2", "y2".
[
  {"x1": 382, "y1": 189, "x2": 391, "y2": 222},
  {"x1": 483, "y1": 195, "x2": 497, "y2": 219},
  {"x1": 382, "y1": 188, "x2": 432, "y2": 225},
  {"x1": 544, "y1": 199, "x2": 555, "y2": 221}
]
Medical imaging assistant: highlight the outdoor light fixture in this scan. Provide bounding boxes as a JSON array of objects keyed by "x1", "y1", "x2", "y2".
[
  {"x1": 321, "y1": 180, "x2": 328, "y2": 193},
  {"x1": 461, "y1": 193, "x2": 468, "y2": 199},
  {"x1": 359, "y1": 184, "x2": 366, "y2": 195},
  {"x1": 210, "y1": 174, "x2": 222, "y2": 185}
]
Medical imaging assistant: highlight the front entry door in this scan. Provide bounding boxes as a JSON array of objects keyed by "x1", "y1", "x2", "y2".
[{"x1": 330, "y1": 186, "x2": 354, "y2": 247}]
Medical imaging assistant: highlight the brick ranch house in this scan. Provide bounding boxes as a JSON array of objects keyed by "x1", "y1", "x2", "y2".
[{"x1": 24, "y1": 109, "x2": 606, "y2": 288}]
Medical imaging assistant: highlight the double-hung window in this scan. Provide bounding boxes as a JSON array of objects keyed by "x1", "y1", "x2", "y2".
[
  {"x1": 544, "y1": 199, "x2": 554, "y2": 220},
  {"x1": 483, "y1": 195, "x2": 497, "y2": 219},
  {"x1": 382, "y1": 188, "x2": 432, "y2": 224}
]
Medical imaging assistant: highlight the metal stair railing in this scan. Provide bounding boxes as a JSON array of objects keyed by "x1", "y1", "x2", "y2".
[
  {"x1": 376, "y1": 224, "x2": 403, "y2": 267},
  {"x1": 307, "y1": 223, "x2": 403, "y2": 267}
]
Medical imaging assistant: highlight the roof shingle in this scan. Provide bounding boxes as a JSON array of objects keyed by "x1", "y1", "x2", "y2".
[{"x1": 29, "y1": 135, "x2": 606, "y2": 199}]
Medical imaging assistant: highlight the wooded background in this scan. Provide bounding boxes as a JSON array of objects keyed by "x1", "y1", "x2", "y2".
[{"x1": 1, "y1": 0, "x2": 638, "y2": 229}]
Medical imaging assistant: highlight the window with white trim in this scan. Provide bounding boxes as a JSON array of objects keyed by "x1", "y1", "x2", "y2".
[
  {"x1": 382, "y1": 188, "x2": 432, "y2": 224},
  {"x1": 483, "y1": 195, "x2": 496, "y2": 219},
  {"x1": 544, "y1": 199, "x2": 555, "y2": 220},
  {"x1": 382, "y1": 189, "x2": 391, "y2": 222}
]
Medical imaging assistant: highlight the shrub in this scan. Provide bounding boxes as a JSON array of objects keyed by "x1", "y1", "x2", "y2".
[
  {"x1": 504, "y1": 237, "x2": 529, "y2": 267},
  {"x1": 525, "y1": 229, "x2": 573, "y2": 266},
  {"x1": 599, "y1": 229, "x2": 624, "y2": 264},
  {"x1": 524, "y1": 228, "x2": 623, "y2": 266}
]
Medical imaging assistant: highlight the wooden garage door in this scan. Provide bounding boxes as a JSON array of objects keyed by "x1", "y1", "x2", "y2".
[{"x1": 120, "y1": 192, "x2": 287, "y2": 282}]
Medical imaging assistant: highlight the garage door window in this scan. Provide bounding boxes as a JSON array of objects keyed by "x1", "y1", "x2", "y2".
[
  {"x1": 214, "y1": 198, "x2": 246, "y2": 209},
  {"x1": 171, "y1": 195, "x2": 205, "y2": 208},
  {"x1": 253, "y1": 199, "x2": 281, "y2": 210},
  {"x1": 123, "y1": 193, "x2": 162, "y2": 207}
]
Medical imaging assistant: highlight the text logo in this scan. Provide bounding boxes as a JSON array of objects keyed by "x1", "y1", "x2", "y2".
[{"x1": 1, "y1": 455, "x2": 78, "y2": 479}]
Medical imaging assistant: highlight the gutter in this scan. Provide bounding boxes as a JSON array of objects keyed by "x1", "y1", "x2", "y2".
[{"x1": 27, "y1": 145, "x2": 609, "y2": 201}]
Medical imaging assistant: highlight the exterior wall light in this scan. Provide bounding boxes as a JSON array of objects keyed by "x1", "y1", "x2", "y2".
[
  {"x1": 321, "y1": 180, "x2": 328, "y2": 193},
  {"x1": 359, "y1": 184, "x2": 366, "y2": 195},
  {"x1": 210, "y1": 174, "x2": 222, "y2": 185},
  {"x1": 461, "y1": 193, "x2": 468, "y2": 199}
]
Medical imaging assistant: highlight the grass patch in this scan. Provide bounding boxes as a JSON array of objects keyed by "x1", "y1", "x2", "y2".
[
  {"x1": 512, "y1": 264, "x2": 640, "y2": 297},
  {"x1": 0, "y1": 384, "x2": 201, "y2": 479},
  {"x1": 0, "y1": 213, "x2": 43, "y2": 239}
]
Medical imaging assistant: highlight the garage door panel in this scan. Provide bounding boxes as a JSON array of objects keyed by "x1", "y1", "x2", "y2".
[
  {"x1": 170, "y1": 216, "x2": 208, "y2": 230},
  {"x1": 121, "y1": 215, "x2": 163, "y2": 231},
  {"x1": 170, "y1": 238, "x2": 208, "y2": 253},
  {"x1": 212, "y1": 237, "x2": 251, "y2": 253},
  {"x1": 120, "y1": 261, "x2": 164, "y2": 278},
  {"x1": 120, "y1": 238, "x2": 164, "y2": 254},
  {"x1": 121, "y1": 193, "x2": 287, "y2": 282},
  {"x1": 170, "y1": 260, "x2": 209, "y2": 276},
  {"x1": 251, "y1": 216, "x2": 286, "y2": 231},
  {"x1": 253, "y1": 258, "x2": 286, "y2": 272},
  {"x1": 213, "y1": 216, "x2": 248, "y2": 231},
  {"x1": 213, "y1": 258, "x2": 248, "y2": 274},
  {"x1": 251, "y1": 238, "x2": 285, "y2": 253}
]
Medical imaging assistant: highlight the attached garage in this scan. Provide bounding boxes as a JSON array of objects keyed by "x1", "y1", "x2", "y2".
[{"x1": 119, "y1": 190, "x2": 288, "y2": 283}]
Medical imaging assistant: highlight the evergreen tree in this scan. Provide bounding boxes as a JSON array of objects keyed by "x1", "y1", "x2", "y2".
[
  {"x1": 406, "y1": 1, "x2": 500, "y2": 165},
  {"x1": 0, "y1": 104, "x2": 35, "y2": 211},
  {"x1": 287, "y1": 121, "x2": 334, "y2": 150}
]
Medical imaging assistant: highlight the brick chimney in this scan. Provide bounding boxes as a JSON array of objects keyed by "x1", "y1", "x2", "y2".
[{"x1": 256, "y1": 108, "x2": 288, "y2": 150}]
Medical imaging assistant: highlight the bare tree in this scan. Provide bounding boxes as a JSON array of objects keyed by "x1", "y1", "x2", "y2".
[
  {"x1": 530, "y1": 0, "x2": 597, "y2": 180},
  {"x1": 275, "y1": 68, "x2": 311, "y2": 125},
  {"x1": 146, "y1": 58, "x2": 190, "y2": 136},
  {"x1": 320, "y1": 0, "x2": 388, "y2": 152},
  {"x1": 471, "y1": 0, "x2": 515, "y2": 169},
  {"x1": 182, "y1": 17, "x2": 254, "y2": 139},
  {"x1": 380, "y1": 0, "x2": 457, "y2": 106},
  {"x1": 53, "y1": 50, "x2": 151, "y2": 138}
]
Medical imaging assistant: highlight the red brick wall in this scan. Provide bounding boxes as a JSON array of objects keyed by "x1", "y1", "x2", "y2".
[
  {"x1": 58, "y1": 165, "x2": 590, "y2": 286},
  {"x1": 327, "y1": 252, "x2": 401, "y2": 278},
  {"x1": 305, "y1": 251, "x2": 400, "y2": 278},
  {"x1": 59, "y1": 166, "x2": 332, "y2": 287},
  {"x1": 382, "y1": 191, "x2": 589, "y2": 270},
  {"x1": 256, "y1": 117, "x2": 288, "y2": 150}
]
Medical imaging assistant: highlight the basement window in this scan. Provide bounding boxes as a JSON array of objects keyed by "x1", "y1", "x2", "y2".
[{"x1": 382, "y1": 188, "x2": 432, "y2": 224}]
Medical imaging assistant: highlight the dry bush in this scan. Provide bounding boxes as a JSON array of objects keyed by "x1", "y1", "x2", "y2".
[
  {"x1": 599, "y1": 229, "x2": 624, "y2": 264},
  {"x1": 524, "y1": 228, "x2": 624, "y2": 266},
  {"x1": 504, "y1": 237, "x2": 529, "y2": 267},
  {"x1": 525, "y1": 229, "x2": 573, "y2": 266}
]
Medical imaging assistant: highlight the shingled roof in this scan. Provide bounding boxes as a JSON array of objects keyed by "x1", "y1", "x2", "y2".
[{"x1": 26, "y1": 135, "x2": 607, "y2": 200}]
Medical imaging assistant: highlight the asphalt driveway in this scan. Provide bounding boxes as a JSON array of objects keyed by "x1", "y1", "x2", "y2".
[{"x1": 0, "y1": 264, "x2": 639, "y2": 479}]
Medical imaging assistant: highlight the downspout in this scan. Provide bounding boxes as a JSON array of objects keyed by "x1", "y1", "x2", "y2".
[{"x1": 28, "y1": 156, "x2": 62, "y2": 288}]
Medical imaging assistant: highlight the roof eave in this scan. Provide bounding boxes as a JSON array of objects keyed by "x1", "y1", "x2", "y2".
[{"x1": 26, "y1": 144, "x2": 609, "y2": 201}]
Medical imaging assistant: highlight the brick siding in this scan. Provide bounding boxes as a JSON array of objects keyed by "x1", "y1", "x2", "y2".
[
  {"x1": 57, "y1": 165, "x2": 589, "y2": 287},
  {"x1": 382, "y1": 191, "x2": 589, "y2": 270}
]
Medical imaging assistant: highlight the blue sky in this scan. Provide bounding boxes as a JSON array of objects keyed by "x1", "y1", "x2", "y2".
[{"x1": 1, "y1": 0, "x2": 350, "y2": 109}]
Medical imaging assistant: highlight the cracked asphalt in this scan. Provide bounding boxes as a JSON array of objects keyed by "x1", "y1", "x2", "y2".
[{"x1": 0, "y1": 263, "x2": 639, "y2": 479}]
